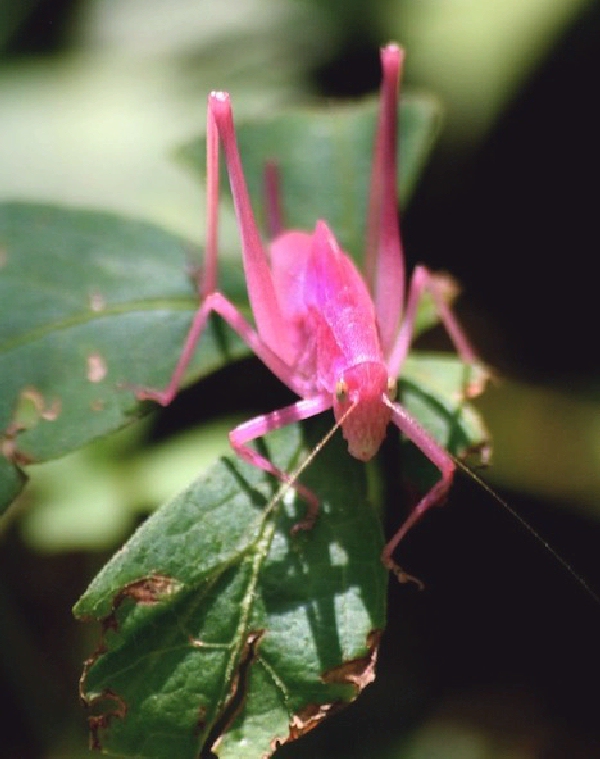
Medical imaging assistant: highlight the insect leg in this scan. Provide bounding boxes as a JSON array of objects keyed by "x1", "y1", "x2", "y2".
[
  {"x1": 387, "y1": 264, "x2": 480, "y2": 382},
  {"x1": 365, "y1": 43, "x2": 405, "y2": 354},
  {"x1": 133, "y1": 292, "x2": 311, "y2": 405},
  {"x1": 383, "y1": 396, "x2": 455, "y2": 583},
  {"x1": 229, "y1": 395, "x2": 333, "y2": 532}
]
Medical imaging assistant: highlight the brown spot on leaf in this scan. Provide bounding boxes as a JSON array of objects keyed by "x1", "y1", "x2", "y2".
[
  {"x1": 79, "y1": 576, "x2": 181, "y2": 693},
  {"x1": 87, "y1": 353, "x2": 107, "y2": 383},
  {"x1": 90, "y1": 399, "x2": 105, "y2": 412},
  {"x1": 462, "y1": 438, "x2": 493, "y2": 467},
  {"x1": 17, "y1": 387, "x2": 61, "y2": 423},
  {"x1": 80, "y1": 574, "x2": 181, "y2": 657},
  {"x1": 114, "y1": 575, "x2": 181, "y2": 607},
  {"x1": 454, "y1": 360, "x2": 491, "y2": 403},
  {"x1": 18, "y1": 387, "x2": 60, "y2": 425},
  {"x1": 1, "y1": 387, "x2": 61, "y2": 465},
  {"x1": 89, "y1": 291, "x2": 106, "y2": 312}
]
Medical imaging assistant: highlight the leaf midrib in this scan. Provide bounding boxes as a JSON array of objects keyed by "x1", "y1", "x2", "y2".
[{"x1": 0, "y1": 297, "x2": 200, "y2": 354}]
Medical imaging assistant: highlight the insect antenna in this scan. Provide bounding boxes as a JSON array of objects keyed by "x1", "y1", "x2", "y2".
[
  {"x1": 263, "y1": 401, "x2": 358, "y2": 526},
  {"x1": 455, "y1": 456, "x2": 600, "y2": 607}
]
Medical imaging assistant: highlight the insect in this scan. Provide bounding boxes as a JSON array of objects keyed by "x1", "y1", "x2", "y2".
[{"x1": 134, "y1": 43, "x2": 480, "y2": 580}]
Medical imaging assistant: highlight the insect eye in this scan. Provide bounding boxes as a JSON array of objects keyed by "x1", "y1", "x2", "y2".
[
  {"x1": 387, "y1": 377, "x2": 397, "y2": 401},
  {"x1": 335, "y1": 379, "x2": 349, "y2": 403}
]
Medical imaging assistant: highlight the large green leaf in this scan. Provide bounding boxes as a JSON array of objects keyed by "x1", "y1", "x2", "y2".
[
  {"x1": 177, "y1": 94, "x2": 441, "y2": 259},
  {"x1": 74, "y1": 421, "x2": 386, "y2": 759},
  {"x1": 0, "y1": 202, "x2": 248, "y2": 513},
  {"x1": 73, "y1": 353, "x2": 487, "y2": 758}
]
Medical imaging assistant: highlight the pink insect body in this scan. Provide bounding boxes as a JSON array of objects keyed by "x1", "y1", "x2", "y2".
[{"x1": 135, "y1": 44, "x2": 478, "y2": 580}]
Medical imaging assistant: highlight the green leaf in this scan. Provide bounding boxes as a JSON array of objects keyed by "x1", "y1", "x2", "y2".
[
  {"x1": 177, "y1": 94, "x2": 441, "y2": 258},
  {"x1": 0, "y1": 453, "x2": 26, "y2": 514},
  {"x1": 74, "y1": 421, "x2": 386, "y2": 759},
  {"x1": 73, "y1": 353, "x2": 487, "y2": 758},
  {"x1": 0, "y1": 202, "x2": 249, "y2": 513}
]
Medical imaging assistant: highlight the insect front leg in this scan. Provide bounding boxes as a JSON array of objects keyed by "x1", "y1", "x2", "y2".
[
  {"x1": 229, "y1": 395, "x2": 332, "y2": 532},
  {"x1": 132, "y1": 293, "x2": 310, "y2": 405},
  {"x1": 383, "y1": 397, "x2": 455, "y2": 583}
]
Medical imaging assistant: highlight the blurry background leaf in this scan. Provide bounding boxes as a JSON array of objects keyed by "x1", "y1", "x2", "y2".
[
  {"x1": 19, "y1": 418, "x2": 234, "y2": 551},
  {"x1": 178, "y1": 94, "x2": 440, "y2": 259},
  {"x1": 0, "y1": 202, "x2": 247, "y2": 512}
]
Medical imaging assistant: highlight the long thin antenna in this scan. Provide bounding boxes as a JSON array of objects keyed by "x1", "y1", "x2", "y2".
[
  {"x1": 455, "y1": 456, "x2": 600, "y2": 607},
  {"x1": 263, "y1": 402, "x2": 358, "y2": 527},
  {"x1": 262, "y1": 409, "x2": 599, "y2": 607}
]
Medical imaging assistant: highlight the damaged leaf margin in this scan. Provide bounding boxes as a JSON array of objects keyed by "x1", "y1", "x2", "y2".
[
  {"x1": 268, "y1": 629, "x2": 381, "y2": 754},
  {"x1": 74, "y1": 422, "x2": 387, "y2": 759},
  {"x1": 79, "y1": 574, "x2": 184, "y2": 751}
]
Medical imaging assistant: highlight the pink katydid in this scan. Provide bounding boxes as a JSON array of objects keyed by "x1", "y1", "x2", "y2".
[{"x1": 134, "y1": 43, "x2": 481, "y2": 581}]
